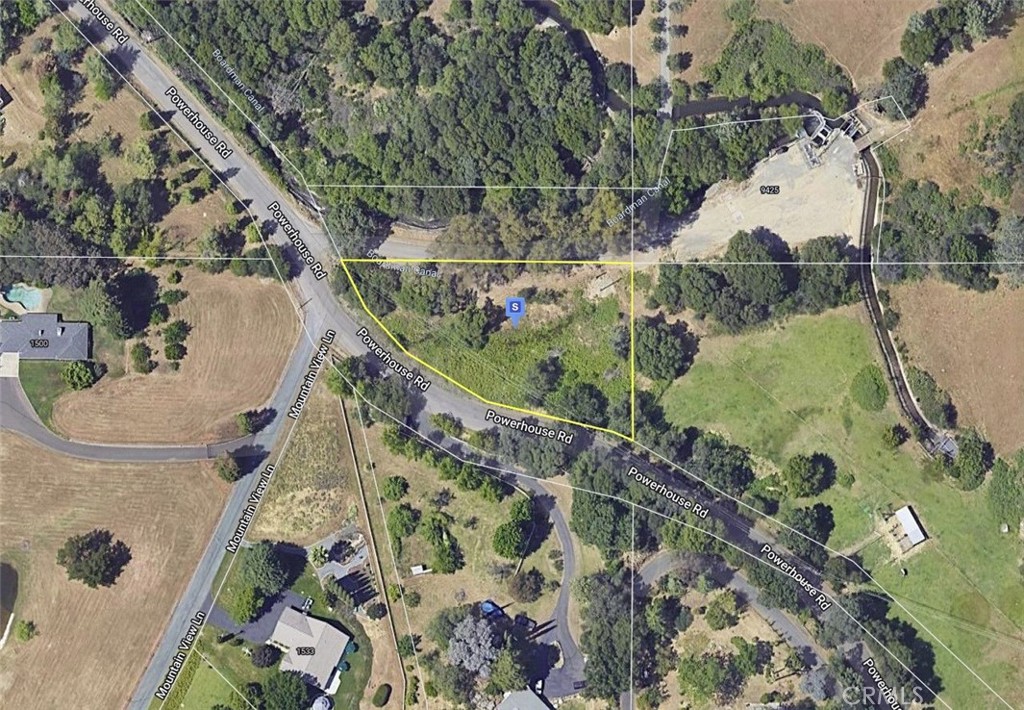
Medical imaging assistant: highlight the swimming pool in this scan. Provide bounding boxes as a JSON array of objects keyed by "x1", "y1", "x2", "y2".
[{"x1": 1, "y1": 284, "x2": 44, "y2": 310}]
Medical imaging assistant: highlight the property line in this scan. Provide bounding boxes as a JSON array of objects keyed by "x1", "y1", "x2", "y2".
[
  {"x1": 339, "y1": 257, "x2": 634, "y2": 266},
  {"x1": 629, "y1": 503, "x2": 636, "y2": 710},
  {"x1": 75, "y1": 5, "x2": 1004, "y2": 701},
  {"x1": 336, "y1": 259, "x2": 636, "y2": 441},
  {"x1": 347, "y1": 393, "x2": 431, "y2": 709},
  {"x1": 329, "y1": 368, "x2": 959, "y2": 709},
  {"x1": 308, "y1": 183, "x2": 643, "y2": 190},
  {"x1": 334, "y1": 257, "x2": 1023, "y2": 268},
  {"x1": 629, "y1": 261, "x2": 636, "y2": 440},
  {"x1": 0, "y1": 255, "x2": 274, "y2": 261},
  {"x1": 193, "y1": 650, "x2": 259, "y2": 710}
]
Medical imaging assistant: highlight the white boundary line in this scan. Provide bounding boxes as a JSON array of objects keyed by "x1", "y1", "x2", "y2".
[
  {"x1": 193, "y1": 649, "x2": 259, "y2": 710},
  {"x1": 332, "y1": 375, "x2": 963, "y2": 708},
  {"x1": 346, "y1": 394, "x2": 431, "y2": 709},
  {"x1": 46, "y1": 5, "x2": 1014, "y2": 705}
]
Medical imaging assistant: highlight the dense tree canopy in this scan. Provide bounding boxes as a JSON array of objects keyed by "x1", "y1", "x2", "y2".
[
  {"x1": 687, "y1": 432, "x2": 755, "y2": 498},
  {"x1": 706, "y1": 15, "x2": 853, "y2": 113},
  {"x1": 240, "y1": 541, "x2": 288, "y2": 597},
  {"x1": 56, "y1": 529, "x2": 132, "y2": 588},
  {"x1": 634, "y1": 317, "x2": 697, "y2": 381}
]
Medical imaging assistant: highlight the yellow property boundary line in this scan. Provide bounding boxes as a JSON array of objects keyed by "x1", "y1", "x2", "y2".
[{"x1": 336, "y1": 257, "x2": 637, "y2": 442}]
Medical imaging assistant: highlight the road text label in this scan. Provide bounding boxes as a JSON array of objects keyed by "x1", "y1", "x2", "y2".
[
  {"x1": 356, "y1": 327, "x2": 431, "y2": 391},
  {"x1": 267, "y1": 201, "x2": 328, "y2": 280},
  {"x1": 225, "y1": 464, "x2": 277, "y2": 553},
  {"x1": 485, "y1": 409, "x2": 574, "y2": 444},
  {"x1": 154, "y1": 611, "x2": 206, "y2": 699},
  {"x1": 760, "y1": 543, "x2": 832, "y2": 610},
  {"x1": 627, "y1": 466, "x2": 708, "y2": 517},
  {"x1": 163, "y1": 86, "x2": 233, "y2": 159},
  {"x1": 288, "y1": 331, "x2": 336, "y2": 420}
]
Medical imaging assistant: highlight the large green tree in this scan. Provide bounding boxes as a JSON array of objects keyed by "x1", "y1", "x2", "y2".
[
  {"x1": 262, "y1": 671, "x2": 309, "y2": 710},
  {"x1": 240, "y1": 541, "x2": 288, "y2": 596},
  {"x1": 634, "y1": 316, "x2": 696, "y2": 381},
  {"x1": 56, "y1": 529, "x2": 132, "y2": 588}
]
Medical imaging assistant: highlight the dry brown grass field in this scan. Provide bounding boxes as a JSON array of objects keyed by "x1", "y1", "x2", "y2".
[
  {"x1": 249, "y1": 379, "x2": 358, "y2": 546},
  {"x1": 0, "y1": 433, "x2": 227, "y2": 709},
  {"x1": 756, "y1": 0, "x2": 933, "y2": 90},
  {"x1": 51, "y1": 269, "x2": 299, "y2": 444},
  {"x1": 889, "y1": 22, "x2": 1024, "y2": 199},
  {"x1": 671, "y1": 0, "x2": 734, "y2": 84},
  {"x1": 890, "y1": 280, "x2": 1024, "y2": 455},
  {"x1": 587, "y1": 1, "x2": 661, "y2": 84}
]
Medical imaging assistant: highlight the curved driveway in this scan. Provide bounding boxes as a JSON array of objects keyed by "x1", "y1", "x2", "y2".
[{"x1": 638, "y1": 550, "x2": 823, "y2": 670}]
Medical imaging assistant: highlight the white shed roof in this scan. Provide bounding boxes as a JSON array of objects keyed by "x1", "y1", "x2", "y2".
[{"x1": 895, "y1": 505, "x2": 926, "y2": 546}]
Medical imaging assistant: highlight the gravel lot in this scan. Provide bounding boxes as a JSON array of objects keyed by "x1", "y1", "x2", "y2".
[{"x1": 658, "y1": 134, "x2": 865, "y2": 260}]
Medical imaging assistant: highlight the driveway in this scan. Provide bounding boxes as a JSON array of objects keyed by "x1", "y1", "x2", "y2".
[
  {"x1": 638, "y1": 550, "x2": 823, "y2": 670},
  {"x1": 516, "y1": 476, "x2": 585, "y2": 699},
  {"x1": 206, "y1": 590, "x2": 305, "y2": 645}
]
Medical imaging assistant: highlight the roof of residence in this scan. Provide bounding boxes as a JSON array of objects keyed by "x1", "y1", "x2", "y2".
[
  {"x1": 0, "y1": 313, "x2": 90, "y2": 360},
  {"x1": 270, "y1": 607, "x2": 351, "y2": 690},
  {"x1": 497, "y1": 690, "x2": 553, "y2": 710}
]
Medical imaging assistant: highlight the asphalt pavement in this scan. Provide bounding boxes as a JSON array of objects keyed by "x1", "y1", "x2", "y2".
[
  {"x1": 16, "y1": 4, "x2": 869, "y2": 708},
  {"x1": 33, "y1": 4, "x2": 541, "y2": 707}
]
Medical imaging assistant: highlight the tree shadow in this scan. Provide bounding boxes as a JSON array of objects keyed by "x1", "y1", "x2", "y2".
[{"x1": 109, "y1": 268, "x2": 159, "y2": 335}]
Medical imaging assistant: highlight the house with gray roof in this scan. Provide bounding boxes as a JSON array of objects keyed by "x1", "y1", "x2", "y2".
[
  {"x1": 0, "y1": 313, "x2": 91, "y2": 360},
  {"x1": 269, "y1": 607, "x2": 352, "y2": 693}
]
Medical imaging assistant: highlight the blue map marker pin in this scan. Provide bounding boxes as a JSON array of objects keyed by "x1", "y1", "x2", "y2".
[{"x1": 505, "y1": 296, "x2": 526, "y2": 327}]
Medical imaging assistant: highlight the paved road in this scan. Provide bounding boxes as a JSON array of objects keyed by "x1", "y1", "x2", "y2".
[
  {"x1": 517, "y1": 477, "x2": 584, "y2": 698},
  {"x1": 22, "y1": 5, "x2": 895, "y2": 708},
  {"x1": 36, "y1": 3, "x2": 523, "y2": 707},
  {"x1": 0, "y1": 332, "x2": 315, "y2": 461}
]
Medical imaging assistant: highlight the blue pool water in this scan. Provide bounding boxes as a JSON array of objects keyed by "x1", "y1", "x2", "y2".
[{"x1": 1, "y1": 284, "x2": 44, "y2": 310}]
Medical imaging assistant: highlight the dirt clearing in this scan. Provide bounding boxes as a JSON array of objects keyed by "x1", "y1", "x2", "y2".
[
  {"x1": 889, "y1": 22, "x2": 1024, "y2": 198},
  {"x1": 659, "y1": 134, "x2": 864, "y2": 260},
  {"x1": 249, "y1": 379, "x2": 358, "y2": 546},
  {"x1": 0, "y1": 433, "x2": 227, "y2": 709},
  {"x1": 890, "y1": 280, "x2": 1024, "y2": 455},
  {"x1": 51, "y1": 269, "x2": 299, "y2": 444},
  {"x1": 756, "y1": 0, "x2": 932, "y2": 89}
]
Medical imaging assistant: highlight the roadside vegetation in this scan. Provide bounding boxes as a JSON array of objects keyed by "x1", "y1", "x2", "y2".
[{"x1": 338, "y1": 262, "x2": 633, "y2": 430}]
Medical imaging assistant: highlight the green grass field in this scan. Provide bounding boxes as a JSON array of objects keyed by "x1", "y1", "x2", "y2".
[
  {"x1": 18, "y1": 361, "x2": 66, "y2": 426},
  {"x1": 383, "y1": 288, "x2": 630, "y2": 429},
  {"x1": 180, "y1": 659, "x2": 242, "y2": 709},
  {"x1": 659, "y1": 307, "x2": 1024, "y2": 708},
  {"x1": 49, "y1": 286, "x2": 125, "y2": 377}
]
